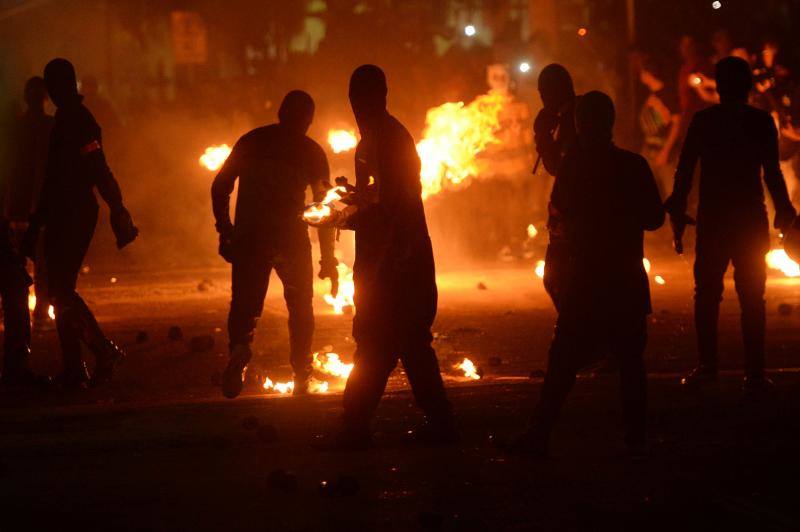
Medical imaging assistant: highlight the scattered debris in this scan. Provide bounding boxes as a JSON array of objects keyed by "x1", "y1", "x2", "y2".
[
  {"x1": 242, "y1": 416, "x2": 259, "y2": 431},
  {"x1": 267, "y1": 469, "x2": 298, "y2": 494},
  {"x1": 135, "y1": 331, "x2": 149, "y2": 343},
  {"x1": 189, "y1": 335, "x2": 215, "y2": 352},
  {"x1": 318, "y1": 475, "x2": 360, "y2": 498},
  {"x1": 488, "y1": 356, "x2": 502, "y2": 367},
  {"x1": 167, "y1": 326, "x2": 184, "y2": 341},
  {"x1": 778, "y1": 303, "x2": 793, "y2": 316},
  {"x1": 476, "y1": 282, "x2": 488, "y2": 290}
]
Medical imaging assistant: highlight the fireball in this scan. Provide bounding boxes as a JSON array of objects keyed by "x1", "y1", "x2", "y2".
[
  {"x1": 312, "y1": 351, "x2": 354, "y2": 379},
  {"x1": 766, "y1": 249, "x2": 800, "y2": 277},
  {"x1": 327, "y1": 129, "x2": 358, "y2": 154},
  {"x1": 455, "y1": 357, "x2": 481, "y2": 380},
  {"x1": 199, "y1": 144, "x2": 232, "y2": 171},
  {"x1": 416, "y1": 92, "x2": 507, "y2": 199}
]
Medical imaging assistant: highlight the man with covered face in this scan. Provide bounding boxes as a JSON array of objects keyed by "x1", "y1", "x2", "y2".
[
  {"x1": 514, "y1": 91, "x2": 665, "y2": 457},
  {"x1": 212, "y1": 90, "x2": 337, "y2": 399},
  {"x1": 317, "y1": 65, "x2": 456, "y2": 449},
  {"x1": 22, "y1": 59, "x2": 137, "y2": 388},
  {"x1": 534, "y1": 63, "x2": 578, "y2": 309}
]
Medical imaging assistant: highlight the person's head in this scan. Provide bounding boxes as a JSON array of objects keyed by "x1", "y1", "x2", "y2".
[
  {"x1": 349, "y1": 64, "x2": 388, "y2": 128},
  {"x1": 43, "y1": 58, "x2": 78, "y2": 107},
  {"x1": 678, "y1": 35, "x2": 698, "y2": 61},
  {"x1": 715, "y1": 56, "x2": 752, "y2": 103},
  {"x1": 575, "y1": 91, "x2": 615, "y2": 143},
  {"x1": 537, "y1": 63, "x2": 574, "y2": 112},
  {"x1": 82, "y1": 75, "x2": 99, "y2": 98},
  {"x1": 711, "y1": 29, "x2": 733, "y2": 56},
  {"x1": 638, "y1": 57, "x2": 664, "y2": 92},
  {"x1": 23, "y1": 76, "x2": 48, "y2": 112},
  {"x1": 277, "y1": 90, "x2": 315, "y2": 134}
]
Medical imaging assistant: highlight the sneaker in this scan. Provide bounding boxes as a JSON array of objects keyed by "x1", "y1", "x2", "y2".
[
  {"x1": 680, "y1": 365, "x2": 717, "y2": 388},
  {"x1": 222, "y1": 344, "x2": 252, "y2": 399},
  {"x1": 91, "y1": 341, "x2": 126, "y2": 387}
]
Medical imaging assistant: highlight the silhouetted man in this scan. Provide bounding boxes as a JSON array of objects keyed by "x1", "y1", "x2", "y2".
[
  {"x1": 534, "y1": 64, "x2": 577, "y2": 309},
  {"x1": 212, "y1": 90, "x2": 337, "y2": 399},
  {"x1": 514, "y1": 91, "x2": 664, "y2": 457},
  {"x1": 320, "y1": 65, "x2": 455, "y2": 448},
  {"x1": 0, "y1": 219, "x2": 48, "y2": 388},
  {"x1": 23, "y1": 58, "x2": 137, "y2": 388},
  {"x1": 666, "y1": 57, "x2": 796, "y2": 391},
  {"x1": 4, "y1": 77, "x2": 53, "y2": 324}
]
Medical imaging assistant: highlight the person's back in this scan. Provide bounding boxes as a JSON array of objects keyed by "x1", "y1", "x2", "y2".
[{"x1": 222, "y1": 123, "x2": 327, "y2": 250}]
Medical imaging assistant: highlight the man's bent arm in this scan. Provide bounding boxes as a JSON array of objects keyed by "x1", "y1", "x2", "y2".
[{"x1": 665, "y1": 117, "x2": 700, "y2": 215}]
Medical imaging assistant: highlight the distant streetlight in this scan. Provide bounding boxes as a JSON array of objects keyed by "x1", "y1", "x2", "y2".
[
  {"x1": 578, "y1": 27, "x2": 588, "y2": 37},
  {"x1": 519, "y1": 62, "x2": 531, "y2": 74},
  {"x1": 712, "y1": 1, "x2": 722, "y2": 9},
  {"x1": 464, "y1": 25, "x2": 476, "y2": 37}
]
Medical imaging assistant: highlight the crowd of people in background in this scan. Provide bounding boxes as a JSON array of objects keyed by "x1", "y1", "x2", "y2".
[{"x1": 634, "y1": 31, "x2": 800, "y2": 214}]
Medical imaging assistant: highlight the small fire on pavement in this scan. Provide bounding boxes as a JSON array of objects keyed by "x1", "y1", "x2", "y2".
[
  {"x1": 199, "y1": 144, "x2": 232, "y2": 171},
  {"x1": 454, "y1": 357, "x2": 481, "y2": 380},
  {"x1": 323, "y1": 263, "x2": 355, "y2": 314}
]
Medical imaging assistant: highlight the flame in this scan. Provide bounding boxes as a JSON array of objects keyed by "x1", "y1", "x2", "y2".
[
  {"x1": 302, "y1": 203, "x2": 332, "y2": 224},
  {"x1": 323, "y1": 263, "x2": 355, "y2": 314},
  {"x1": 327, "y1": 129, "x2": 358, "y2": 154},
  {"x1": 535, "y1": 260, "x2": 545, "y2": 279},
  {"x1": 262, "y1": 377, "x2": 294, "y2": 394},
  {"x1": 28, "y1": 289, "x2": 55, "y2": 320},
  {"x1": 654, "y1": 275, "x2": 666, "y2": 285},
  {"x1": 199, "y1": 144, "x2": 232, "y2": 171},
  {"x1": 312, "y1": 351, "x2": 354, "y2": 379},
  {"x1": 642, "y1": 258, "x2": 651, "y2": 273},
  {"x1": 766, "y1": 249, "x2": 800, "y2": 277},
  {"x1": 527, "y1": 224, "x2": 538, "y2": 239},
  {"x1": 416, "y1": 92, "x2": 507, "y2": 199},
  {"x1": 455, "y1": 357, "x2": 481, "y2": 380},
  {"x1": 48, "y1": 305, "x2": 55, "y2": 320}
]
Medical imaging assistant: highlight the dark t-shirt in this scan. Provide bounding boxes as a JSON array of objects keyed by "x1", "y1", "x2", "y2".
[{"x1": 212, "y1": 123, "x2": 329, "y2": 250}]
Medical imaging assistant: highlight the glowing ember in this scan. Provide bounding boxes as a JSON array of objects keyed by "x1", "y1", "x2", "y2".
[
  {"x1": 455, "y1": 357, "x2": 481, "y2": 380},
  {"x1": 312, "y1": 351, "x2": 354, "y2": 379},
  {"x1": 48, "y1": 305, "x2": 55, "y2": 320},
  {"x1": 766, "y1": 249, "x2": 800, "y2": 277},
  {"x1": 327, "y1": 129, "x2": 358, "y2": 154},
  {"x1": 199, "y1": 144, "x2": 232, "y2": 171},
  {"x1": 527, "y1": 224, "x2": 538, "y2": 239},
  {"x1": 416, "y1": 92, "x2": 507, "y2": 199},
  {"x1": 642, "y1": 258, "x2": 651, "y2": 273},
  {"x1": 535, "y1": 260, "x2": 545, "y2": 279},
  {"x1": 323, "y1": 263, "x2": 355, "y2": 314},
  {"x1": 654, "y1": 275, "x2": 666, "y2": 285}
]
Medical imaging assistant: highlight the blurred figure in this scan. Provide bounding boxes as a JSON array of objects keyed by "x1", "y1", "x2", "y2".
[
  {"x1": 638, "y1": 58, "x2": 680, "y2": 198},
  {"x1": 710, "y1": 29, "x2": 733, "y2": 65},
  {"x1": 22, "y1": 59, "x2": 138, "y2": 389},
  {"x1": 319, "y1": 65, "x2": 455, "y2": 449},
  {"x1": 513, "y1": 91, "x2": 664, "y2": 457},
  {"x1": 81, "y1": 75, "x2": 121, "y2": 136},
  {"x1": 0, "y1": 219, "x2": 48, "y2": 388},
  {"x1": 3, "y1": 77, "x2": 53, "y2": 325},
  {"x1": 677, "y1": 35, "x2": 713, "y2": 140},
  {"x1": 665, "y1": 57, "x2": 796, "y2": 392},
  {"x1": 211, "y1": 90, "x2": 337, "y2": 399},
  {"x1": 533, "y1": 64, "x2": 577, "y2": 310}
]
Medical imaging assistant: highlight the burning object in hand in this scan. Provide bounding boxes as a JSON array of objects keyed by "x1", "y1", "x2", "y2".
[{"x1": 302, "y1": 185, "x2": 349, "y2": 225}]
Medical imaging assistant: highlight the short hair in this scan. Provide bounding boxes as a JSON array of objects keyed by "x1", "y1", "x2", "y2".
[
  {"x1": 349, "y1": 64, "x2": 387, "y2": 100},
  {"x1": 44, "y1": 58, "x2": 77, "y2": 88},
  {"x1": 575, "y1": 91, "x2": 616, "y2": 136},
  {"x1": 278, "y1": 90, "x2": 315, "y2": 127},
  {"x1": 715, "y1": 56, "x2": 752, "y2": 102}
]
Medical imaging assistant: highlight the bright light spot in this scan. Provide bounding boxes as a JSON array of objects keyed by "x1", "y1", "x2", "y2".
[
  {"x1": 527, "y1": 224, "x2": 538, "y2": 239},
  {"x1": 199, "y1": 144, "x2": 232, "y2": 171},
  {"x1": 642, "y1": 258, "x2": 651, "y2": 273},
  {"x1": 712, "y1": 1, "x2": 722, "y2": 9},
  {"x1": 327, "y1": 129, "x2": 358, "y2": 154},
  {"x1": 110, "y1": 277, "x2": 118, "y2": 284},
  {"x1": 654, "y1": 275, "x2": 666, "y2": 285},
  {"x1": 262, "y1": 377, "x2": 294, "y2": 394},
  {"x1": 766, "y1": 249, "x2": 800, "y2": 277},
  {"x1": 455, "y1": 358, "x2": 481, "y2": 380},
  {"x1": 322, "y1": 263, "x2": 355, "y2": 314},
  {"x1": 691, "y1": 76, "x2": 703, "y2": 86},
  {"x1": 535, "y1": 260, "x2": 546, "y2": 279},
  {"x1": 464, "y1": 24, "x2": 476, "y2": 37},
  {"x1": 578, "y1": 27, "x2": 588, "y2": 37},
  {"x1": 519, "y1": 61, "x2": 531, "y2": 73},
  {"x1": 48, "y1": 305, "x2": 55, "y2": 320},
  {"x1": 312, "y1": 351, "x2": 354, "y2": 379}
]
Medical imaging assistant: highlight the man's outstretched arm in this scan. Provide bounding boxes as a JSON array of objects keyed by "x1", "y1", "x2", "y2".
[{"x1": 762, "y1": 116, "x2": 796, "y2": 230}]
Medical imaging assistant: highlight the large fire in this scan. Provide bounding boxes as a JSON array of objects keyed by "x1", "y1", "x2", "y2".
[
  {"x1": 416, "y1": 92, "x2": 507, "y2": 199},
  {"x1": 327, "y1": 129, "x2": 358, "y2": 154},
  {"x1": 199, "y1": 144, "x2": 232, "y2": 171},
  {"x1": 324, "y1": 262, "x2": 355, "y2": 314},
  {"x1": 261, "y1": 350, "x2": 353, "y2": 394},
  {"x1": 766, "y1": 249, "x2": 800, "y2": 277},
  {"x1": 312, "y1": 351, "x2": 354, "y2": 379}
]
